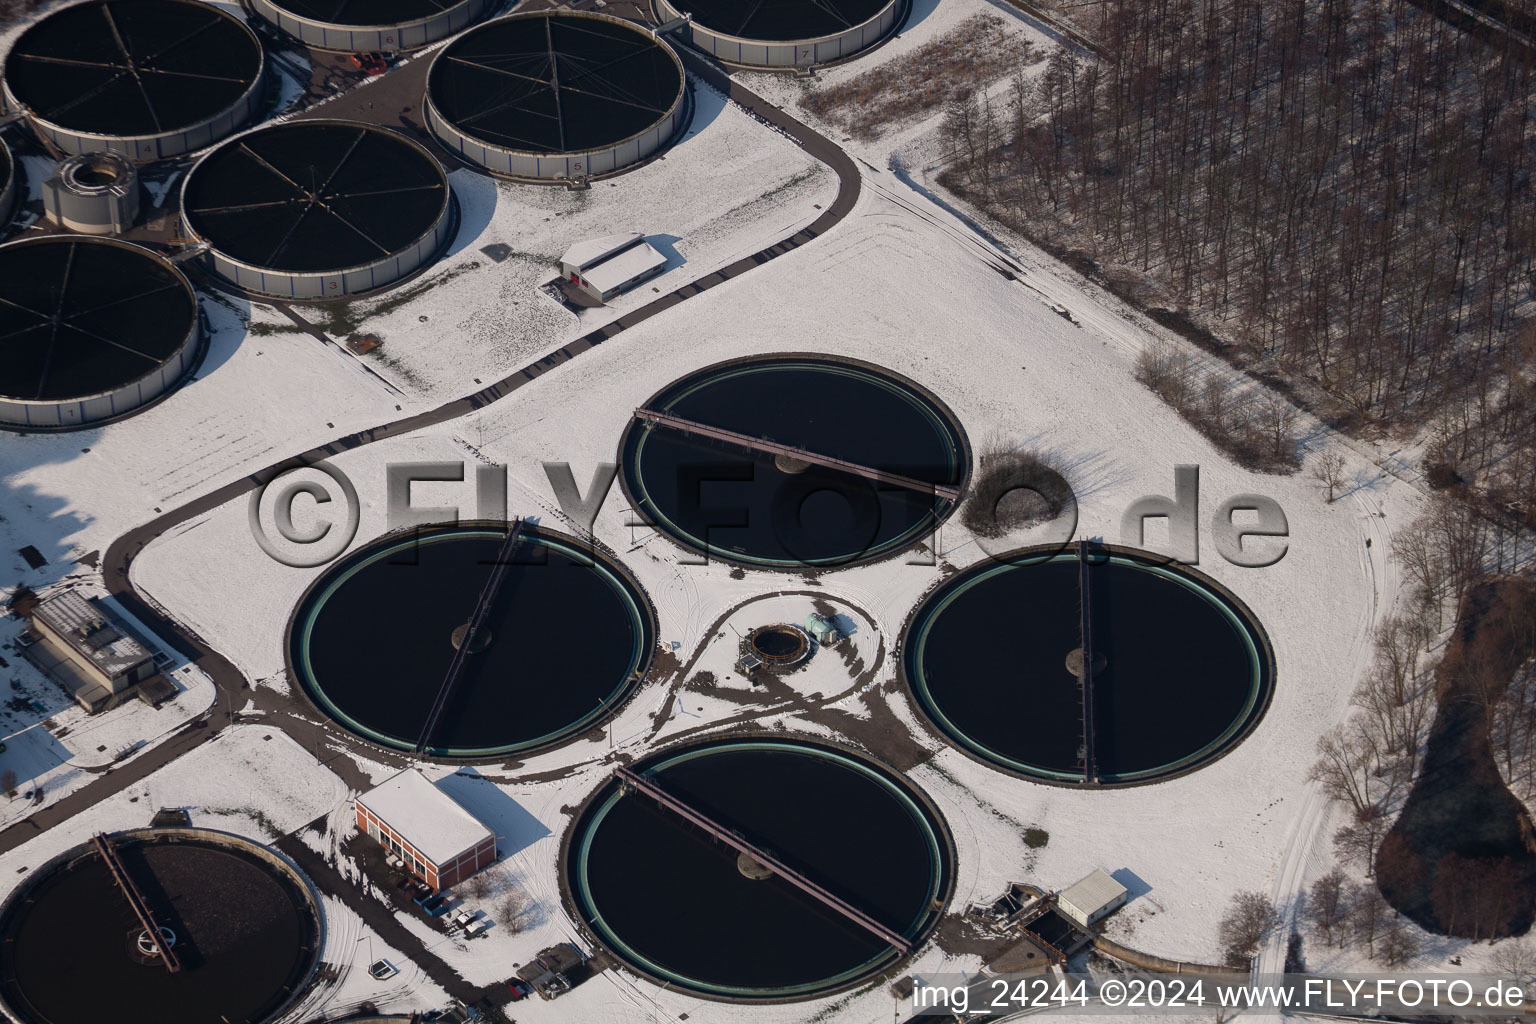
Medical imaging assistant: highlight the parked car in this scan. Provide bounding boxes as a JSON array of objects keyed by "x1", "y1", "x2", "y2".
[
  {"x1": 350, "y1": 52, "x2": 387, "y2": 75},
  {"x1": 507, "y1": 979, "x2": 531, "y2": 1001}
]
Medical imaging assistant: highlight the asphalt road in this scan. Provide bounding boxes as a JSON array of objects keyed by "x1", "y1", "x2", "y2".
[{"x1": 0, "y1": 48, "x2": 861, "y2": 867}]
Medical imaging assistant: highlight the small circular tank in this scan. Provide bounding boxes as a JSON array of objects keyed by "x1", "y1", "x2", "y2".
[{"x1": 43, "y1": 152, "x2": 140, "y2": 235}]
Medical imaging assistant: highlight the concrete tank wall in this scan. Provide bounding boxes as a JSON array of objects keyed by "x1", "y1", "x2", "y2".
[
  {"x1": 1, "y1": 19, "x2": 266, "y2": 163},
  {"x1": 249, "y1": 0, "x2": 491, "y2": 52},
  {"x1": 656, "y1": 0, "x2": 901, "y2": 67},
  {"x1": 0, "y1": 238, "x2": 200, "y2": 430},
  {"x1": 180, "y1": 122, "x2": 455, "y2": 300},
  {"x1": 425, "y1": 13, "x2": 687, "y2": 181}
]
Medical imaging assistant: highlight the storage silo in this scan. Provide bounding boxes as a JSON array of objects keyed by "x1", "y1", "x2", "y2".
[
  {"x1": 425, "y1": 11, "x2": 687, "y2": 181},
  {"x1": 0, "y1": 236, "x2": 201, "y2": 429},
  {"x1": 248, "y1": 0, "x2": 492, "y2": 52},
  {"x1": 43, "y1": 152, "x2": 140, "y2": 234},
  {"x1": 1, "y1": 0, "x2": 267, "y2": 162},
  {"x1": 179, "y1": 119, "x2": 453, "y2": 299},
  {"x1": 654, "y1": 0, "x2": 903, "y2": 68}
]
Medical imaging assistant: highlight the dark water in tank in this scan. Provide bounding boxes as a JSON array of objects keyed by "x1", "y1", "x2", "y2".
[
  {"x1": 907, "y1": 553, "x2": 1269, "y2": 783},
  {"x1": 292, "y1": 529, "x2": 652, "y2": 756},
  {"x1": 571, "y1": 741, "x2": 950, "y2": 995},
  {"x1": 0, "y1": 841, "x2": 312, "y2": 1024},
  {"x1": 622, "y1": 359, "x2": 966, "y2": 568}
]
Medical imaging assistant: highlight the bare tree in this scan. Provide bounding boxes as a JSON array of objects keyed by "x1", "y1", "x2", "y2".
[
  {"x1": 1352, "y1": 885, "x2": 1388, "y2": 957},
  {"x1": 1308, "y1": 868, "x2": 1352, "y2": 947},
  {"x1": 1311, "y1": 450, "x2": 1348, "y2": 503},
  {"x1": 496, "y1": 888, "x2": 530, "y2": 932},
  {"x1": 1378, "y1": 917, "x2": 1420, "y2": 967},
  {"x1": 463, "y1": 872, "x2": 493, "y2": 900},
  {"x1": 1310, "y1": 721, "x2": 1396, "y2": 819},
  {"x1": 1218, "y1": 892, "x2": 1279, "y2": 966},
  {"x1": 1491, "y1": 940, "x2": 1536, "y2": 985}
]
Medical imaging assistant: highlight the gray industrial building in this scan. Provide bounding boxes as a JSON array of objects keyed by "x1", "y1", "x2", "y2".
[
  {"x1": 249, "y1": 0, "x2": 492, "y2": 52},
  {"x1": 23, "y1": 591, "x2": 173, "y2": 712}
]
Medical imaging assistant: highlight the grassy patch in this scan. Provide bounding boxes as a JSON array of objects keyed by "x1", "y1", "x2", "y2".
[
  {"x1": 1023, "y1": 826, "x2": 1050, "y2": 850},
  {"x1": 802, "y1": 14, "x2": 1035, "y2": 140}
]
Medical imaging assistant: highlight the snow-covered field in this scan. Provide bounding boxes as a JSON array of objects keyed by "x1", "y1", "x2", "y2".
[{"x1": 0, "y1": 0, "x2": 1509, "y2": 1021}]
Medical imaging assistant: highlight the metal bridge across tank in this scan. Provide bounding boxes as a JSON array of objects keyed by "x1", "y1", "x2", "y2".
[
  {"x1": 414, "y1": 518, "x2": 525, "y2": 753},
  {"x1": 612, "y1": 764, "x2": 913, "y2": 953},
  {"x1": 632, "y1": 407, "x2": 960, "y2": 502},
  {"x1": 91, "y1": 832, "x2": 182, "y2": 973},
  {"x1": 1077, "y1": 539, "x2": 1098, "y2": 785}
]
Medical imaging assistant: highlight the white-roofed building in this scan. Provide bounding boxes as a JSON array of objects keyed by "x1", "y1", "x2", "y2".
[
  {"x1": 1057, "y1": 868, "x2": 1128, "y2": 927},
  {"x1": 355, "y1": 769, "x2": 496, "y2": 890},
  {"x1": 560, "y1": 232, "x2": 669, "y2": 302}
]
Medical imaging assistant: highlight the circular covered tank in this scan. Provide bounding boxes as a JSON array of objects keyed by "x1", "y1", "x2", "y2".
[
  {"x1": 1, "y1": 0, "x2": 267, "y2": 162},
  {"x1": 0, "y1": 827, "x2": 324, "y2": 1024},
  {"x1": 249, "y1": 0, "x2": 492, "y2": 52},
  {"x1": 180, "y1": 119, "x2": 453, "y2": 299},
  {"x1": 43, "y1": 151, "x2": 140, "y2": 234},
  {"x1": 655, "y1": 0, "x2": 902, "y2": 67},
  {"x1": 0, "y1": 236, "x2": 201, "y2": 429},
  {"x1": 426, "y1": 11, "x2": 687, "y2": 181}
]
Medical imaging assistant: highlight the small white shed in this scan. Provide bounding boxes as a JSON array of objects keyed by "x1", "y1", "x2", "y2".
[
  {"x1": 560, "y1": 232, "x2": 668, "y2": 302},
  {"x1": 1057, "y1": 868, "x2": 1128, "y2": 927}
]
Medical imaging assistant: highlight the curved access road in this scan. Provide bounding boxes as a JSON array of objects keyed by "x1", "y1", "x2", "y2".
[{"x1": 0, "y1": 52, "x2": 860, "y2": 856}]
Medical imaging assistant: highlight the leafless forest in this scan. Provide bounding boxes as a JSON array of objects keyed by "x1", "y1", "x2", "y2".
[{"x1": 942, "y1": 0, "x2": 1536, "y2": 526}]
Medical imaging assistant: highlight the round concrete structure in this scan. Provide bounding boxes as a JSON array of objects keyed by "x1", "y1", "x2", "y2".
[
  {"x1": 249, "y1": 0, "x2": 492, "y2": 52},
  {"x1": 0, "y1": 828, "x2": 324, "y2": 1024},
  {"x1": 180, "y1": 119, "x2": 453, "y2": 299},
  {"x1": 655, "y1": 0, "x2": 901, "y2": 68},
  {"x1": 426, "y1": 11, "x2": 687, "y2": 181},
  {"x1": 564, "y1": 736, "x2": 955, "y2": 1001},
  {"x1": 0, "y1": 236, "x2": 200, "y2": 430},
  {"x1": 2, "y1": 0, "x2": 266, "y2": 162},
  {"x1": 43, "y1": 152, "x2": 140, "y2": 234}
]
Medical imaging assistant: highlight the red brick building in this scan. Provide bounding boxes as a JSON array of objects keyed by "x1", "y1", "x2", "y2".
[{"x1": 355, "y1": 769, "x2": 496, "y2": 891}]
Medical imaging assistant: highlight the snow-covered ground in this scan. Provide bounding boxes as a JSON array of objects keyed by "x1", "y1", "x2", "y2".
[{"x1": 0, "y1": 0, "x2": 1507, "y2": 1020}]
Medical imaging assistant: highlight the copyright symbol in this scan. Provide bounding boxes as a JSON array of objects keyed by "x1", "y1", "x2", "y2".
[
  {"x1": 248, "y1": 461, "x2": 360, "y2": 568},
  {"x1": 1100, "y1": 979, "x2": 1126, "y2": 1007}
]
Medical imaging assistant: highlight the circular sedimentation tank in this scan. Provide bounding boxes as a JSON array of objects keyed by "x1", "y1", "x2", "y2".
[
  {"x1": 426, "y1": 11, "x2": 687, "y2": 180},
  {"x1": 0, "y1": 828, "x2": 323, "y2": 1024},
  {"x1": 249, "y1": 0, "x2": 492, "y2": 52},
  {"x1": 901, "y1": 543, "x2": 1276, "y2": 787},
  {"x1": 619, "y1": 355, "x2": 970, "y2": 570},
  {"x1": 180, "y1": 120, "x2": 453, "y2": 299},
  {"x1": 564, "y1": 737, "x2": 954, "y2": 1000},
  {"x1": 286, "y1": 522, "x2": 657, "y2": 759},
  {"x1": 654, "y1": 0, "x2": 902, "y2": 67},
  {"x1": 1, "y1": 0, "x2": 266, "y2": 162},
  {"x1": 0, "y1": 236, "x2": 200, "y2": 429}
]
